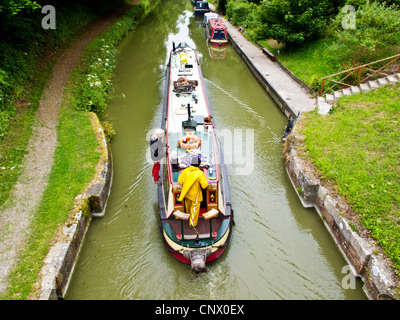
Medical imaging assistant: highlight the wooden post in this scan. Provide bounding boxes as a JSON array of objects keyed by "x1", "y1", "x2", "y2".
[{"x1": 320, "y1": 79, "x2": 325, "y2": 95}]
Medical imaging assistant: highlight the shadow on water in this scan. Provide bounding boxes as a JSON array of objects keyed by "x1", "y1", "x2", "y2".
[{"x1": 65, "y1": 0, "x2": 366, "y2": 300}]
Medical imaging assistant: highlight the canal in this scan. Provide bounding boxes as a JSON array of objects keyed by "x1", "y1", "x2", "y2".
[{"x1": 65, "y1": 0, "x2": 366, "y2": 299}]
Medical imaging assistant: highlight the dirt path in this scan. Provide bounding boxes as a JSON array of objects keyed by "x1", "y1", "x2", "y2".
[{"x1": 0, "y1": 1, "x2": 139, "y2": 296}]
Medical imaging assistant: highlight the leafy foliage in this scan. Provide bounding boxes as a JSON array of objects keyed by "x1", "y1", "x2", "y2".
[
  {"x1": 332, "y1": 1, "x2": 400, "y2": 62},
  {"x1": 0, "y1": 0, "x2": 40, "y2": 15},
  {"x1": 226, "y1": 0, "x2": 258, "y2": 27},
  {"x1": 0, "y1": 0, "x2": 127, "y2": 139},
  {"x1": 258, "y1": 0, "x2": 344, "y2": 45}
]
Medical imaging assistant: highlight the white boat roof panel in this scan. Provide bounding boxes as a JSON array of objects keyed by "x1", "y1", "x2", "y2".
[{"x1": 167, "y1": 47, "x2": 210, "y2": 135}]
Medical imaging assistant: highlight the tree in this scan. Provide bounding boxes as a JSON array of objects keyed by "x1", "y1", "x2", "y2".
[
  {"x1": 256, "y1": 0, "x2": 344, "y2": 45},
  {"x1": 333, "y1": 1, "x2": 400, "y2": 62},
  {"x1": 217, "y1": 0, "x2": 227, "y2": 14},
  {"x1": 0, "y1": 0, "x2": 40, "y2": 16}
]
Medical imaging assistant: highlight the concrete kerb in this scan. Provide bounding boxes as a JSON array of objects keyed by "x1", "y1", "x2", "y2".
[
  {"x1": 37, "y1": 112, "x2": 112, "y2": 300},
  {"x1": 284, "y1": 131, "x2": 399, "y2": 300}
]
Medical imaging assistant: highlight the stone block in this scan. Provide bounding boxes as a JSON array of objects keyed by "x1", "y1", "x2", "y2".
[
  {"x1": 289, "y1": 150, "x2": 301, "y2": 178},
  {"x1": 350, "y1": 86, "x2": 360, "y2": 94},
  {"x1": 325, "y1": 94, "x2": 335, "y2": 103},
  {"x1": 324, "y1": 195, "x2": 341, "y2": 225},
  {"x1": 342, "y1": 88, "x2": 352, "y2": 96},
  {"x1": 366, "y1": 255, "x2": 398, "y2": 299},
  {"x1": 360, "y1": 83, "x2": 371, "y2": 93},
  {"x1": 317, "y1": 102, "x2": 331, "y2": 115},
  {"x1": 377, "y1": 77, "x2": 388, "y2": 87},
  {"x1": 339, "y1": 218, "x2": 372, "y2": 273},
  {"x1": 333, "y1": 90, "x2": 343, "y2": 101},
  {"x1": 387, "y1": 75, "x2": 399, "y2": 84},
  {"x1": 368, "y1": 80, "x2": 380, "y2": 90},
  {"x1": 317, "y1": 185, "x2": 328, "y2": 202}
]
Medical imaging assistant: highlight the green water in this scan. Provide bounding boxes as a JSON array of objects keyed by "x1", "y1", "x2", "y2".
[{"x1": 65, "y1": 0, "x2": 366, "y2": 300}]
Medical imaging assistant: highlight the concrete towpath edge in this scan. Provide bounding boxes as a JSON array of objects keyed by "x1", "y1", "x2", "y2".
[{"x1": 36, "y1": 113, "x2": 112, "y2": 300}]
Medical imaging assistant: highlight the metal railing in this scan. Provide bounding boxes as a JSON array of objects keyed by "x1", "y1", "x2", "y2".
[{"x1": 320, "y1": 54, "x2": 400, "y2": 95}]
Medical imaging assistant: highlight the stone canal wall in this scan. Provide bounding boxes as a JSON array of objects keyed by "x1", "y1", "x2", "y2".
[
  {"x1": 283, "y1": 132, "x2": 398, "y2": 300},
  {"x1": 38, "y1": 113, "x2": 112, "y2": 299}
]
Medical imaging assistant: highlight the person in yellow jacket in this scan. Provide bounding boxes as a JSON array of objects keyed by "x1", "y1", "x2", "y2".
[{"x1": 178, "y1": 155, "x2": 208, "y2": 228}]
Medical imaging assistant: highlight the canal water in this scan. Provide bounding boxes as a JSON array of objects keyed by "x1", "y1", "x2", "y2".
[{"x1": 65, "y1": 0, "x2": 366, "y2": 300}]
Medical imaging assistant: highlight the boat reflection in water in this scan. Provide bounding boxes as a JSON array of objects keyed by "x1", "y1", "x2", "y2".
[{"x1": 207, "y1": 44, "x2": 227, "y2": 60}]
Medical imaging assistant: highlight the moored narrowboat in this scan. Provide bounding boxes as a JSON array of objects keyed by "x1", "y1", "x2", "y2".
[
  {"x1": 206, "y1": 18, "x2": 228, "y2": 46},
  {"x1": 203, "y1": 12, "x2": 218, "y2": 25},
  {"x1": 194, "y1": 1, "x2": 210, "y2": 15},
  {"x1": 158, "y1": 42, "x2": 233, "y2": 273}
]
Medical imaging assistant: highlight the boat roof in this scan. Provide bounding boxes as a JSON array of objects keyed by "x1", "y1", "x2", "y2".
[
  {"x1": 166, "y1": 44, "x2": 219, "y2": 185},
  {"x1": 167, "y1": 45, "x2": 210, "y2": 134},
  {"x1": 204, "y1": 12, "x2": 218, "y2": 24},
  {"x1": 209, "y1": 18, "x2": 226, "y2": 29},
  {"x1": 195, "y1": 1, "x2": 209, "y2": 8}
]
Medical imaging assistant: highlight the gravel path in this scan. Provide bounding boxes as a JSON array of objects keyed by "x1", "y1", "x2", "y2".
[{"x1": 0, "y1": 1, "x2": 139, "y2": 296}]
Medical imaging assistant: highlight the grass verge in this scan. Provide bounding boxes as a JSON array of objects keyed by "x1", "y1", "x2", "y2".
[
  {"x1": 0, "y1": 58, "x2": 57, "y2": 208},
  {"x1": 295, "y1": 83, "x2": 400, "y2": 274},
  {"x1": 258, "y1": 37, "x2": 341, "y2": 88},
  {"x1": 1, "y1": 107, "x2": 100, "y2": 300}
]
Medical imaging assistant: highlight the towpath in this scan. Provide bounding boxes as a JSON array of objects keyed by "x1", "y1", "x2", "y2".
[
  {"x1": 210, "y1": 5, "x2": 316, "y2": 117},
  {"x1": 0, "y1": 1, "x2": 140, "y2": 297}
]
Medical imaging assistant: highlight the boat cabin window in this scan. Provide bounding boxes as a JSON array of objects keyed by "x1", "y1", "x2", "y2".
[{"x1": 213, "y1": 29, "x2": 226, "y2": 39}]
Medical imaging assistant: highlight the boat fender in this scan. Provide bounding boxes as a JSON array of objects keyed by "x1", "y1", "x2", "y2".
[{"x1": 183, "y1": 248, "x2": 211, "y2": 273}]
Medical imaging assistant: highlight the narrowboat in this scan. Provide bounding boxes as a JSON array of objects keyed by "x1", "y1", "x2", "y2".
[
  {"x1": 194, "y1": 1, "x2": 210, "y2": 15},
  {"x1": 206, "y1": 18, "x2": 228, "y2": 46},
  {"x1": 203, "y1": 12, "x2": 218, "y2": 25},
  {"x1": 158, "y1": 42, "x2": 233, "y2": 273}
]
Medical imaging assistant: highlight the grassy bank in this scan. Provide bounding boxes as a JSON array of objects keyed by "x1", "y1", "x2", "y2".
[
  {"x1": 2, "y1": 108, "x2": 100, "y2": 300},
  {"x1": 0, "y1": 58, "x2": 56, "y2": 208},
  {"x1": 258, "y1": 35, "x2": 399, "y2": 92},
  {"x1": 0, "y1": 0, "x2": 130, "y2": 209},
  {"x1": 295, "y1": 84, "x2": 400, "y2": 274},
  {"x1": 1, "y1": 0, "x2": 158, "y2": 299}
]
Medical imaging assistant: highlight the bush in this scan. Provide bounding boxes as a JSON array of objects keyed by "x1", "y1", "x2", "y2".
[
  {"x1": 332, "y1": 1, "x2": 400, "y2": 63},
  {"x1": 226, "y1": 0, "x2": 258, "y2": 28},
  {"x1": 310, "y1": 74, "x2": 321, "y2": 93},
  {"x1": 255, "y1": 0, "x2": 344, "y2": 45}
]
